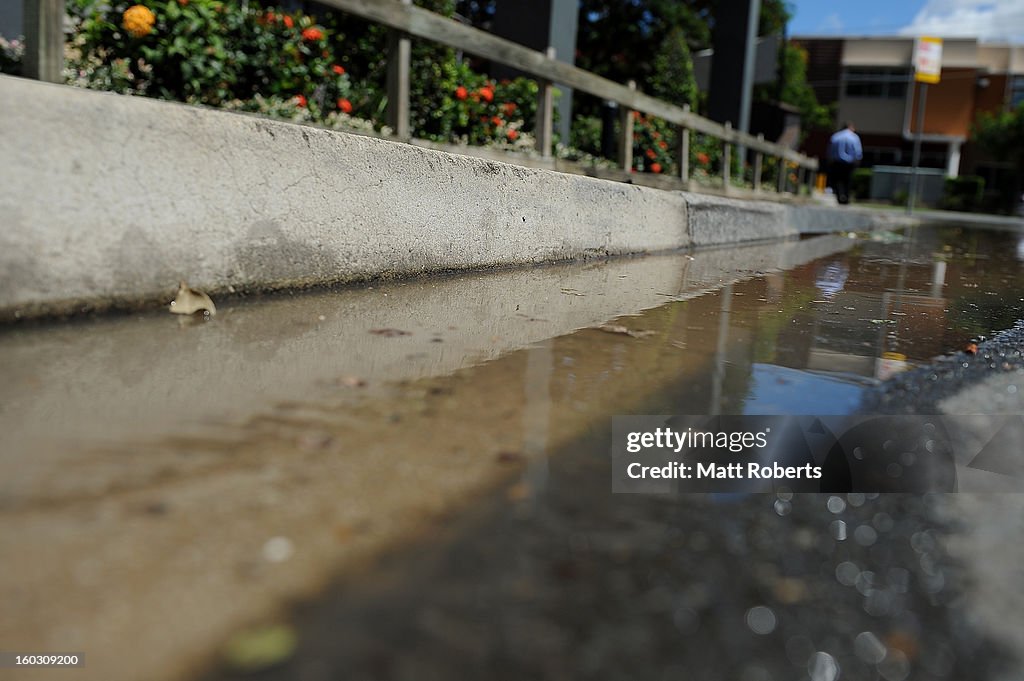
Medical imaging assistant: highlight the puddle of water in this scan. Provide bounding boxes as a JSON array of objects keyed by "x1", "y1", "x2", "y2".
[{"x1": 3, "y1": 226, "x2": 1024, "y2": 681}]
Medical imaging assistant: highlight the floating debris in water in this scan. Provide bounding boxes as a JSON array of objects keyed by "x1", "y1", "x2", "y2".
[
  {"x1": 169, "y1": 281, "x2": 216, "y2": 316},
  {"x1": 222, "y1": 623, "x2": 298, "y2": 672},
  {"x1": 598, "y1": 324, "x2": 656, "y2": 339}
]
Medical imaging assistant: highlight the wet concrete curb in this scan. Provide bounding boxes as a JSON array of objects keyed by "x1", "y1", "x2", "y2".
[{"x1": 1, "y1": 75, "x2": 917, "y2": 321}]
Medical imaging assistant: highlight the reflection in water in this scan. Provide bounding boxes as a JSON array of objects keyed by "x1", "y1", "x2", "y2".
[{"x1": 4, "y1": 227, "x2": 1024, "y2": 681}]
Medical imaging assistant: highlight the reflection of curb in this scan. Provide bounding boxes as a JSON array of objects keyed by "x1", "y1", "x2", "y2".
[{"x1": 2, "y1": 75, "x2": 918, "y2": 321}]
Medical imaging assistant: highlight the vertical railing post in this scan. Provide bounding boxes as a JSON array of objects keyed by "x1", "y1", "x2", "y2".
[
  {"x1": 23, "y1": 0, "x2": 64, "y2": 83},
  {"x1": 535, "y1": 47, "x2": 555, "y2": 159},
  {"x1": 386, "y1": 0, "x2": 412, "y2": 140},
  {"x1": 752, "y1": 133, "x2": 764, "y2": 193},
  {"x1": 777, "y1": 157, "x2": 787, "y2": 194},
  {"x1": 618, "y1": 80, "x2": 636, "y2": 172},
  {"x1": 797, "y1": 166, "x2": 806, "y2": 196},
  {"x1": 677, "y1": 104, "x2": 690, "y2": 186},
  {"x1": 722, "y1": 122, "x2": 732, "y2": 190}
]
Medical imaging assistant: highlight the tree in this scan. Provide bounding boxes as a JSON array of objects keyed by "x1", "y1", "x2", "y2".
[
  {"x1": 649, "y1": 25, "x2": 698, "y2": 109},
  {"x1": 972, "y1": 105, "x2": 1024, "y2": 213},
  {"x1": 755, "y1": 42, "x2": 831, "y2": 132}
]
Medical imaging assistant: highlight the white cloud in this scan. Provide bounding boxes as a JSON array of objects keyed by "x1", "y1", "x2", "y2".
[
  {"x1": 817, "y1": 13, "x2": 844, "y2": 33},
  {"x1": 900, "y1": 0, "x2": 1024, "y2": 41}
]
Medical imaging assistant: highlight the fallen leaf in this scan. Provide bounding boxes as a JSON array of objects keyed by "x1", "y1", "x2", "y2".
[
  {"x1": 369, "y1": 328, "x2": 411, "y2": 337},
  {"x1": 169, "y1": 281, "x2": 216, "y2": 316}
]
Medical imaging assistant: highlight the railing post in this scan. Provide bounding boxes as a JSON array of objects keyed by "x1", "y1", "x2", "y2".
[
  {"x1": 386, "y1": 0, "x2": 412, "y2": 140},
  {"x1": 618, "y1": 80, "x2": 636, "y2": 172},
  {"x1": 752, "y1": 133, "x2": 764, "y2": 193},
  {"x1": 678, "y1": 104, "x2": 690, "y2": 185},
  {"x1": 797, "y1": 166, "x2": 806, "y2": 197},
  {"x1": 535, "y1": 46, "x2": 555, "y2": 158},
  {"x1": 23, "y1": 0, "x2": 64, "y2": 83},
  {"x1": 777, "y1": 157, "x2": 787, "y2": 194},
  {"x1": 722, "y1": 122, "x2": 732, "y2": 190}
]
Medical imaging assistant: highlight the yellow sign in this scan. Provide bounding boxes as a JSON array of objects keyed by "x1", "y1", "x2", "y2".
[{"x1": 914, "y1": 36, "x2": 943, "y2": 84}]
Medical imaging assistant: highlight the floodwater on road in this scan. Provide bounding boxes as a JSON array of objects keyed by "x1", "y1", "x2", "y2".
[{"x1": 2, "y1": 226, "x2": 1024, "y2": 681}]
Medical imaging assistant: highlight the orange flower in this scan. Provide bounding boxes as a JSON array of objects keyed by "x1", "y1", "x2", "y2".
[
  {"x1": 301, "y1": 27, "x2": 323, "y2": 41},
  {"x1": 503, "y1": 102, "x2": 517, "y2": 116},
  {"x1": 283, "y1": 15, "x2": 294, "y2": 28},
  {"x1": 332, "y1": 64, "x2": 345, "y2": 75},
  {"x1": 645, "y1": 148, "x2": 657, "y2": 160},
  {"x1": 658, "y1": 141, "x2": 668, "y2": 150},
  {"x1": 294, "y1": 94, "x2": 307, "y2": 108},
  {"x1": 454, "y1": 86, "x2": 468, "y2": 100},
  {"x1": 122, "y1": 5, "x2": 155, "y2": 38},
  {"x1": 491, "y1": 116, "x2": 503, "y2": 126},
  {"x1": 650, "y1": 162, "x2": 662, "y2": 174},
  {"x1": 507, "y1": 129, "x2": 519, "y2": 141},
  {"x1": 478, "y1": 87, "x2": 494, "y2": 103},
  {"x1": 337, "y1": 98, "x2": 352, "y2": 113},
  {"x1": 697, "y1": 152, "x2": 710, "y2": 165}
]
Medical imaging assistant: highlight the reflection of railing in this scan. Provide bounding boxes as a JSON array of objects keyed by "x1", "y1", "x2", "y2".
[{"x1": 22, "y1": 0, "x2": 818, "y2": 194}]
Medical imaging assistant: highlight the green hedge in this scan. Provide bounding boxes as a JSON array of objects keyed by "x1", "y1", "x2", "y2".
[
  {"x1": 851, "y1": 168, "x2": 872, "y2": 199},
  {"x1": 939, "y1": 175, "x2": 985, "y2": 212}
]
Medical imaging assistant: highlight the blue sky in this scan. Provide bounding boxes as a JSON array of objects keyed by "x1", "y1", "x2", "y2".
[{"x1": 787, "y1": 0, "x2": 1024, "y2": 41}]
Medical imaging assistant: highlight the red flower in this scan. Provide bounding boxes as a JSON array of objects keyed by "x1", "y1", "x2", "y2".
[
  {"x1": 454, "y1": 86, "x2": 468, "y2": 100},
  {"x1": 332, "y1": 64, "x2": 346, "y2": 75},
  {"x1": 507, "y1": 129, "x2": 519, "y2": 141},
  {"x1": 337, "y1": 98, "x2": 353, "y2": 113},
  {"x1": 645, "y1": 148, "x2": 657, "y2": 160},
  {"x1": 503, "y1": 102, "x2": 516, "y2": 116},
  {"x1": 491, "y1": 116, "x2": 503, "y2": 126},
  {"x1": 658, "y1": 140, "x2": 668, "y2": 150},
  {"x1": 302, "y1": 27, "x2": 323, "y2": 41},
  {"x1": 262, "y1": 11, "x2": 275, "y2": 24},
  {"x1": 294, "y1": 94, "x2": 307, "y2": 108},
  {"x1": 697, "y1": 152, "x2": 710, "y2": 165},
  {"x1": 283, "y1": 15, "x2": 294, "y2": 28},
  {"x1": 478, "y1": 87, "x2": 494, "y2": 102},
  {"x1": 650, "y1": 162, "x2": 662, "y2": 174}
]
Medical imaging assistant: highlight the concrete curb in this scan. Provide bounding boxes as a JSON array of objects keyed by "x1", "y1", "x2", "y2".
[{"x1": 0, "y1": 75, "x2": 916, "y2": 321}]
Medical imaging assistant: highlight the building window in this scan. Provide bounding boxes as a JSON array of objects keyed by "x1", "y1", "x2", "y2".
[
  {"x1": 1011, "y1": 76, "x2": 1024, "y2": 109},
  {"x1": 862, "y1": 147, "x2": 902, "y2": 167},
  {"x1": 844, "y1": 67, "x2": 910, "y2": 99}
]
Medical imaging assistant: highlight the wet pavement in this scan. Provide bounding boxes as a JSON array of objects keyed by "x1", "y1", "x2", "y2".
[{"x1": 3, "y1": 226, "x2": 1024, "y2": 681}]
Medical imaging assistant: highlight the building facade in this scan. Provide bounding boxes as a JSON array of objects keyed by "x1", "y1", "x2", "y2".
[{"x1": 794, "y1": 36, "x2": 1024, "y2": 179}]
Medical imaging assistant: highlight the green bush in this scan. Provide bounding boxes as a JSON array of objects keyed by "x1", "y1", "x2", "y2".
[
  {"x1": 851, "y1": 168, "x2": 872, "y2": 199},
  {"x1": 0, "y1": 35, "x2": 22, "y2": 75},
  {"x1": 65, "y1": 0, "x2": 353, "y2": 116},
  {"x1": 19, "y1": 1, "x2": 542, "y2": 148},
  {"x1": 939, "y1": 175, "x2": 985, "y2": 212}
]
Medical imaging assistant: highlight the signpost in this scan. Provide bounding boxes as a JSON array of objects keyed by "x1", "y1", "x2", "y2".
[{"x1": 908, "y1": 37, "x2": 942, "y2": 213}]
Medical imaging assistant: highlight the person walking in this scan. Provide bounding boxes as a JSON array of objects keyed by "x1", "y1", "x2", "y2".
[{"x1": 827, "y1": 122, "x2": 863, "y2": 205}]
